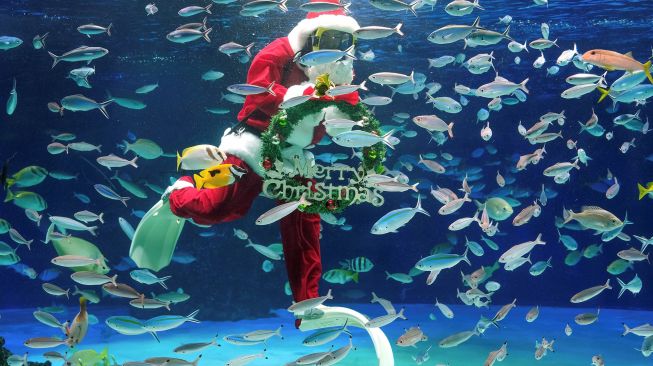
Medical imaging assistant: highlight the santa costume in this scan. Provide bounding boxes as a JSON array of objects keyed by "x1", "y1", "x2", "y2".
[{"x1": 167, "y1": 0, "x2": 361, "y2": 316}]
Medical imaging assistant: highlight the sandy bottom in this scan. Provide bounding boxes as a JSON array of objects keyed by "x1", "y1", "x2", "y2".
[{"x1": 1, "y1": 303, "x2": 651, "y2": 366}]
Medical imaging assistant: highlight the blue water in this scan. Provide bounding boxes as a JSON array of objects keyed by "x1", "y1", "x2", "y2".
[{"x1": 2, "y1": 0, "x2": 653, "y2": 365}]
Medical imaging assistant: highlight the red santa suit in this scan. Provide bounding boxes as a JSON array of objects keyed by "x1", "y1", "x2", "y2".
[{"x1": 168, "y1": 2, "x2": 361, "y2": 310}]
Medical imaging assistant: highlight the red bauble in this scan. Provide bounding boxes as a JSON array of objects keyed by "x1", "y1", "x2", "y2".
[
  {"x1": 262, "y1": 158, "x2": 273, "y2": 170},
  {"x1": 326, "y1": 199, "x2": 337, "y2": 211}
]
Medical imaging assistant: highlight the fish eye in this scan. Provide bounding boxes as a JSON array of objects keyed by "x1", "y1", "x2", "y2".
[{"x1": 590, "y1": 51, "x2": 596, "y2": 55}]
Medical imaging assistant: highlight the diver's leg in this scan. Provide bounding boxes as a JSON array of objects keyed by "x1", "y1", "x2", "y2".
[
  {"x1": 280, "y1": 210, "x2": 322, "y2": 304},
  {"x1": 169, "y1": 155, "x2": 262, "y2": 225}
]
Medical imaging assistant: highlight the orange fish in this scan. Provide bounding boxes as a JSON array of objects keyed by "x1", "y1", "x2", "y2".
[
  {"x1": 66, "y1": 297, "x2": 88, "y2": 346},
  {"x1": 581, "y1": 49, "x2": 653, "y2": 84}
]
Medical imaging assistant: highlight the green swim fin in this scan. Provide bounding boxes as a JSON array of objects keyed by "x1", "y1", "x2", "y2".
[{"x1": 129, "y1": 199, "x2": 185, "y2": 272}]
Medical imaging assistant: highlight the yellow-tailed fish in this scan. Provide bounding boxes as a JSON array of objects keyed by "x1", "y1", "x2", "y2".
[
  {"x1": 637, "y1": 182, "x2": 653, "y2": 200},
  {"x1": 193, "y1": 164, "x2": 246, "y2": 190}
]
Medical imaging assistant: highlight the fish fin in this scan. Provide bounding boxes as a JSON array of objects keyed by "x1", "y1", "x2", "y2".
[
  {"x1": 638, "y1": 183, "x2": 648, "y2": 200},
  {"x1": 245, "y1": 43, "x2": 255, "y2": 58},
  {"x1": 266, "y1": 81, "x2": 276, "y2": 96},
  {"x1": 597, "y1": 87, "x2": 610, "y2": 103},
  {"x1": 502, "y1": 25, "x2": 512, "y2": 40},
  {"x1": 395, "y1": 23, "x2": 404, "y2": 37},
  {"x1": 643, "y1": 60, "x2": 653, "y2": 84},
  {"x1": 624, "y1": 51, "x2": 634, "y2": 59},
  {"x1": 382, "y1": 130, "x2": 397, "y2": 149},
  {"x1": 351, "y1": 272, "x2": 359, "y2": 284},
  {"x1": 106, "y1": 23, "x2": 113, "y2": 36},
  {"x1": 48, "y1": 51, "x2": 60, "y2": 69},
  {"x1": 520, "y1": 78, "x2": 529, "y2": 94},
  {"x1": 176, "y1": 151, "x2": 182, "y2": 171},
  {"x1": 4, "y1": 189, "x2": 14, "y2": 202},
  {"x1": 622, "y1": 323, "x2": 630, "y2": 336},
  {"x1": 203, "y1": 27, "x2": 213, "y2": 43},
  {"x1": 471, "y1": 16, "x2": 481, "y2": 28},
  {"x1": 205, "y1": 3, "x2": 213, "y2": 14},
  {"x1": 408, "y1": 0, "x2": 419, "y2": 16}
]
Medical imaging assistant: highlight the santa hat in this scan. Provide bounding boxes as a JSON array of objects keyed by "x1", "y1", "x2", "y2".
[{"x1": 288, "y1": 0, "x2": 360, "y2": 54}]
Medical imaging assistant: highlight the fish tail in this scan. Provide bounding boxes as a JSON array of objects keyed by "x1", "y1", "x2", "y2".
[
  {"x1": 266, "y1": 81, "x2": 276, "y2": 96},
  {"x1": 110, "y1": 274, "x2": 117, "y2": 286},
  {"x1": 351, "y1": 272, "x2": 359, "y2": 284},
  {"x1": 121, "y1": 140, "x2": 130, "y2": 155},
  {"x1": 644, "y1": 60, "x2": 653, "y2": 84},
  {"x1": 130, "y1": 156, "x2": 139, "y2": 168},
  {"x1": 520, "y1": 78, "x2": 529, "y2": 94},
  {"x1": 26, "y1": 240, "x2": 33, "y2": 251},
  {"x1": 502, "y1": 25, "x2": 512, "y2": 40},
  {"x1": 415, "y1": 195, "x2": 430, "y2": 217},
  {"x1": 99, "y1": 99, "x2": 113, "y2": 119},
  {"x1": 89, "y1": 226, "x2": 98, "y2": 237},
  {"x1": 359, "y1": 80, "x2": 368, "y2": 91},
  {"x1": 382, "y1": 129, "x2": 397, "y2": 150},
  {"x1": 408, "y1": 1, "x2": 419, "y2": 16},
  {"x1": 159, "y1": 275, "x2": 172, "y2": 290},
  {"x1": 176, "y1": 151, "x2": 182, "y2": 171},
  {"x1": 299, "y1": 193, "x2": 312, "y2": 207},
  {"x1": 638, "y1": 183, "x2": 647, "y2": 200},
  {"x1": 193, "y1": 174, "x2": 205, "y2": 190},
  {"x1": 597, "y1": 87, "x2": 610, "y2": 103},
  {"x1": 605, "y1": 278, "x2": 612, "y2": 290},
  {"x1": 202, "y1": 27, "x2": 213, "y2": 43},
  {"x1": 205, "y1": 3, "x2": 213, "y2": 14},
  {"x1": 395, "y1": 23, "x2": 404, "y2": 37},
  {"x1": 245, "y1": 43, "x2": 255, "y2": 58},
  {"x1": 106, "y1": 23, "x2": 113, "y2": 36},
  {"x1": 4, "y1": 189, "x2": 14, "y2": 202},
  {"x1": 47, "y1": 51, "x2": 60, "y2": 69},
  {"x1": 447, "y1": 122, "x2": 454, "y2": 138},
  {"x1": 278, "y1": 0, "x2": 288, "y2": 12},
  {"x1": 617, "y1": 278, "x2": 626, "y2": 299},
  {"x1": 398, "y1": 307, "x2": 407, "y2": 320},
  {"x1": 622, "y1": 323, "x2": 630, "y2": 336},
  {"x1": 462, "y1": 248, "x2": 471, "y2": 266}
]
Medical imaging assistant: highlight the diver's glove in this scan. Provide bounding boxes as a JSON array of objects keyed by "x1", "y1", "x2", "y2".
[{"x1": 161, "y1": 178, "x2": 194, "y2": 202}]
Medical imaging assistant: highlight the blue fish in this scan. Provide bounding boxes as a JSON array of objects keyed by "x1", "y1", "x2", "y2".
[
  {"x1": 73, "y1": 192, "x2": 91, "y2": 204},
  {"x1": 131, "y1": 209, "x2": 146, "y2": 218},
  {"x1": 172, "y1": 251, "x2": 197, "y2": 264},
  {"x1": 471, "y1": 148, "x2": 485, "y2": 158},
  {"x1": 94, "y1": 184, "x2": 130, "y2": 206},
  {"x1": 38, "y1": 268, "x2": 62, "y2": 281},
  {"x1": 114, "y1": 256, "x2": 137, "y2": 271},
  {"x1": 127, "y1": 130, "x2": 137, "y2": 142}
]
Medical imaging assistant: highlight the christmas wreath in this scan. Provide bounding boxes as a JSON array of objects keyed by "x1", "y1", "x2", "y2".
[{"x1": 260, "y1": 75, "x2": 386, "y2": 214}]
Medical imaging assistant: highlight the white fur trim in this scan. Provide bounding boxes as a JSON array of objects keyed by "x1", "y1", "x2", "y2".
[
  {"x1": 218, "y1": 128, "x2": 265, "y2": 178},
  {"x1": 287, "y1": 14, "x2": 360, "y2": 54},
  {"x1": 284, "y1": 83, "x2": 312, "y2": 101}
]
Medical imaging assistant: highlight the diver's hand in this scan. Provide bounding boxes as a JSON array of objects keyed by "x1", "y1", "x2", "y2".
[{"x1": 161, "y1": 178, "x2": 194, "y2": 202}]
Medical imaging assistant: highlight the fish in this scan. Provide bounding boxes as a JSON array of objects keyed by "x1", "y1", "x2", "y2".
[
  {"x1": 365, "y1": 308, "x2": 407, "y2": 328},
  {"x1": 637, "y1": 182, "x2": 653, "y2": 200},
  {"x1": 135, "y1": 83, "x2": 158, "y2": 94},
  {"x1": 167, "y1": 28, "x2": 213, "y2": 44},
  {"x1": 178, "y1": 4, "x2": 212, "y2": 16},
  {"x1": 193, "y1": 164, "x2": 246, "y2": 189},
  {"x1": 298, "y1": 47, "x2": 356, "y2": 67},
  {"x1": 371, "y1": 196, "x2": 429, "y2": 234},
  {"x1": 570, "y1": 279, "x2": 612, "y2": 303},
  {"x1": 66, "y1": 297, "x2": 89, "y2": 346},
  {"x1": 227, "y1": 82, "x2": 276, "y2": 96},
  {"x1": 48, "y1": 46, "x2": 109, "y2": 69},
  {"x1": 287, "y1": 289, "x2": 333, "y2": 314},
  {"x1": 438, "y1": 330, "x2": 478, "y2": 348},
  {"x1": 77, "y1": 23, "x2": 112, "y2": 37},
  {"x1": 177, "y1": 145, "x2": 227, "y2": 171},
  {"x1": 582, "y1": 49, "x2": 653, "y2": 84},
  {"x1": 256, "y1": 193, "x2": 311, "y2": 225},
  {"x1": 94, "y1": 184, "x2": 130, "y2": 206},
  {"x1": 97, "y1": 154, "x2": 138, "y2": 169},
  {"x1": 219, "y1": 42, "x2": 255, "y2": 57},
  {"x1": 574, "y1": 309, "x2": 600, "y2": 325},
  {"x1": 6, "y1": 78, "x2": 17, "y2": 115},
  {"x1": 354, "y1": 23, "x2": 403, "y2": 40},
  {"x1": 61, "y1": 94, "x2": 113, "y2": 118},
  {"x1": 428, "y1": 17, "x2": 481, "y2": 44},
  {"x1": 0, "y1": 36, "x2": 23, "y2": 50},
  {"x1": 333, "y1": 130, "x2": 398, "y2": 150},
  {"x1": 415, "y1": 249, "x2": 470, "y2": 271},
  {"x1": 563, "y1": 206, "x2": 623, "y2": 232}
]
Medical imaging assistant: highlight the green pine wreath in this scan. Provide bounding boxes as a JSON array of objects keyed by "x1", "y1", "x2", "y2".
[{"x1": 260, "y1": 97, "x2": 386, "y2": 215}]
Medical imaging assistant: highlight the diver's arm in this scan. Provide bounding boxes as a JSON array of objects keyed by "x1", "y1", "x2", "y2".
[{"x1": 167, "y1": 176, "x2": 219, "y2": 221}]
